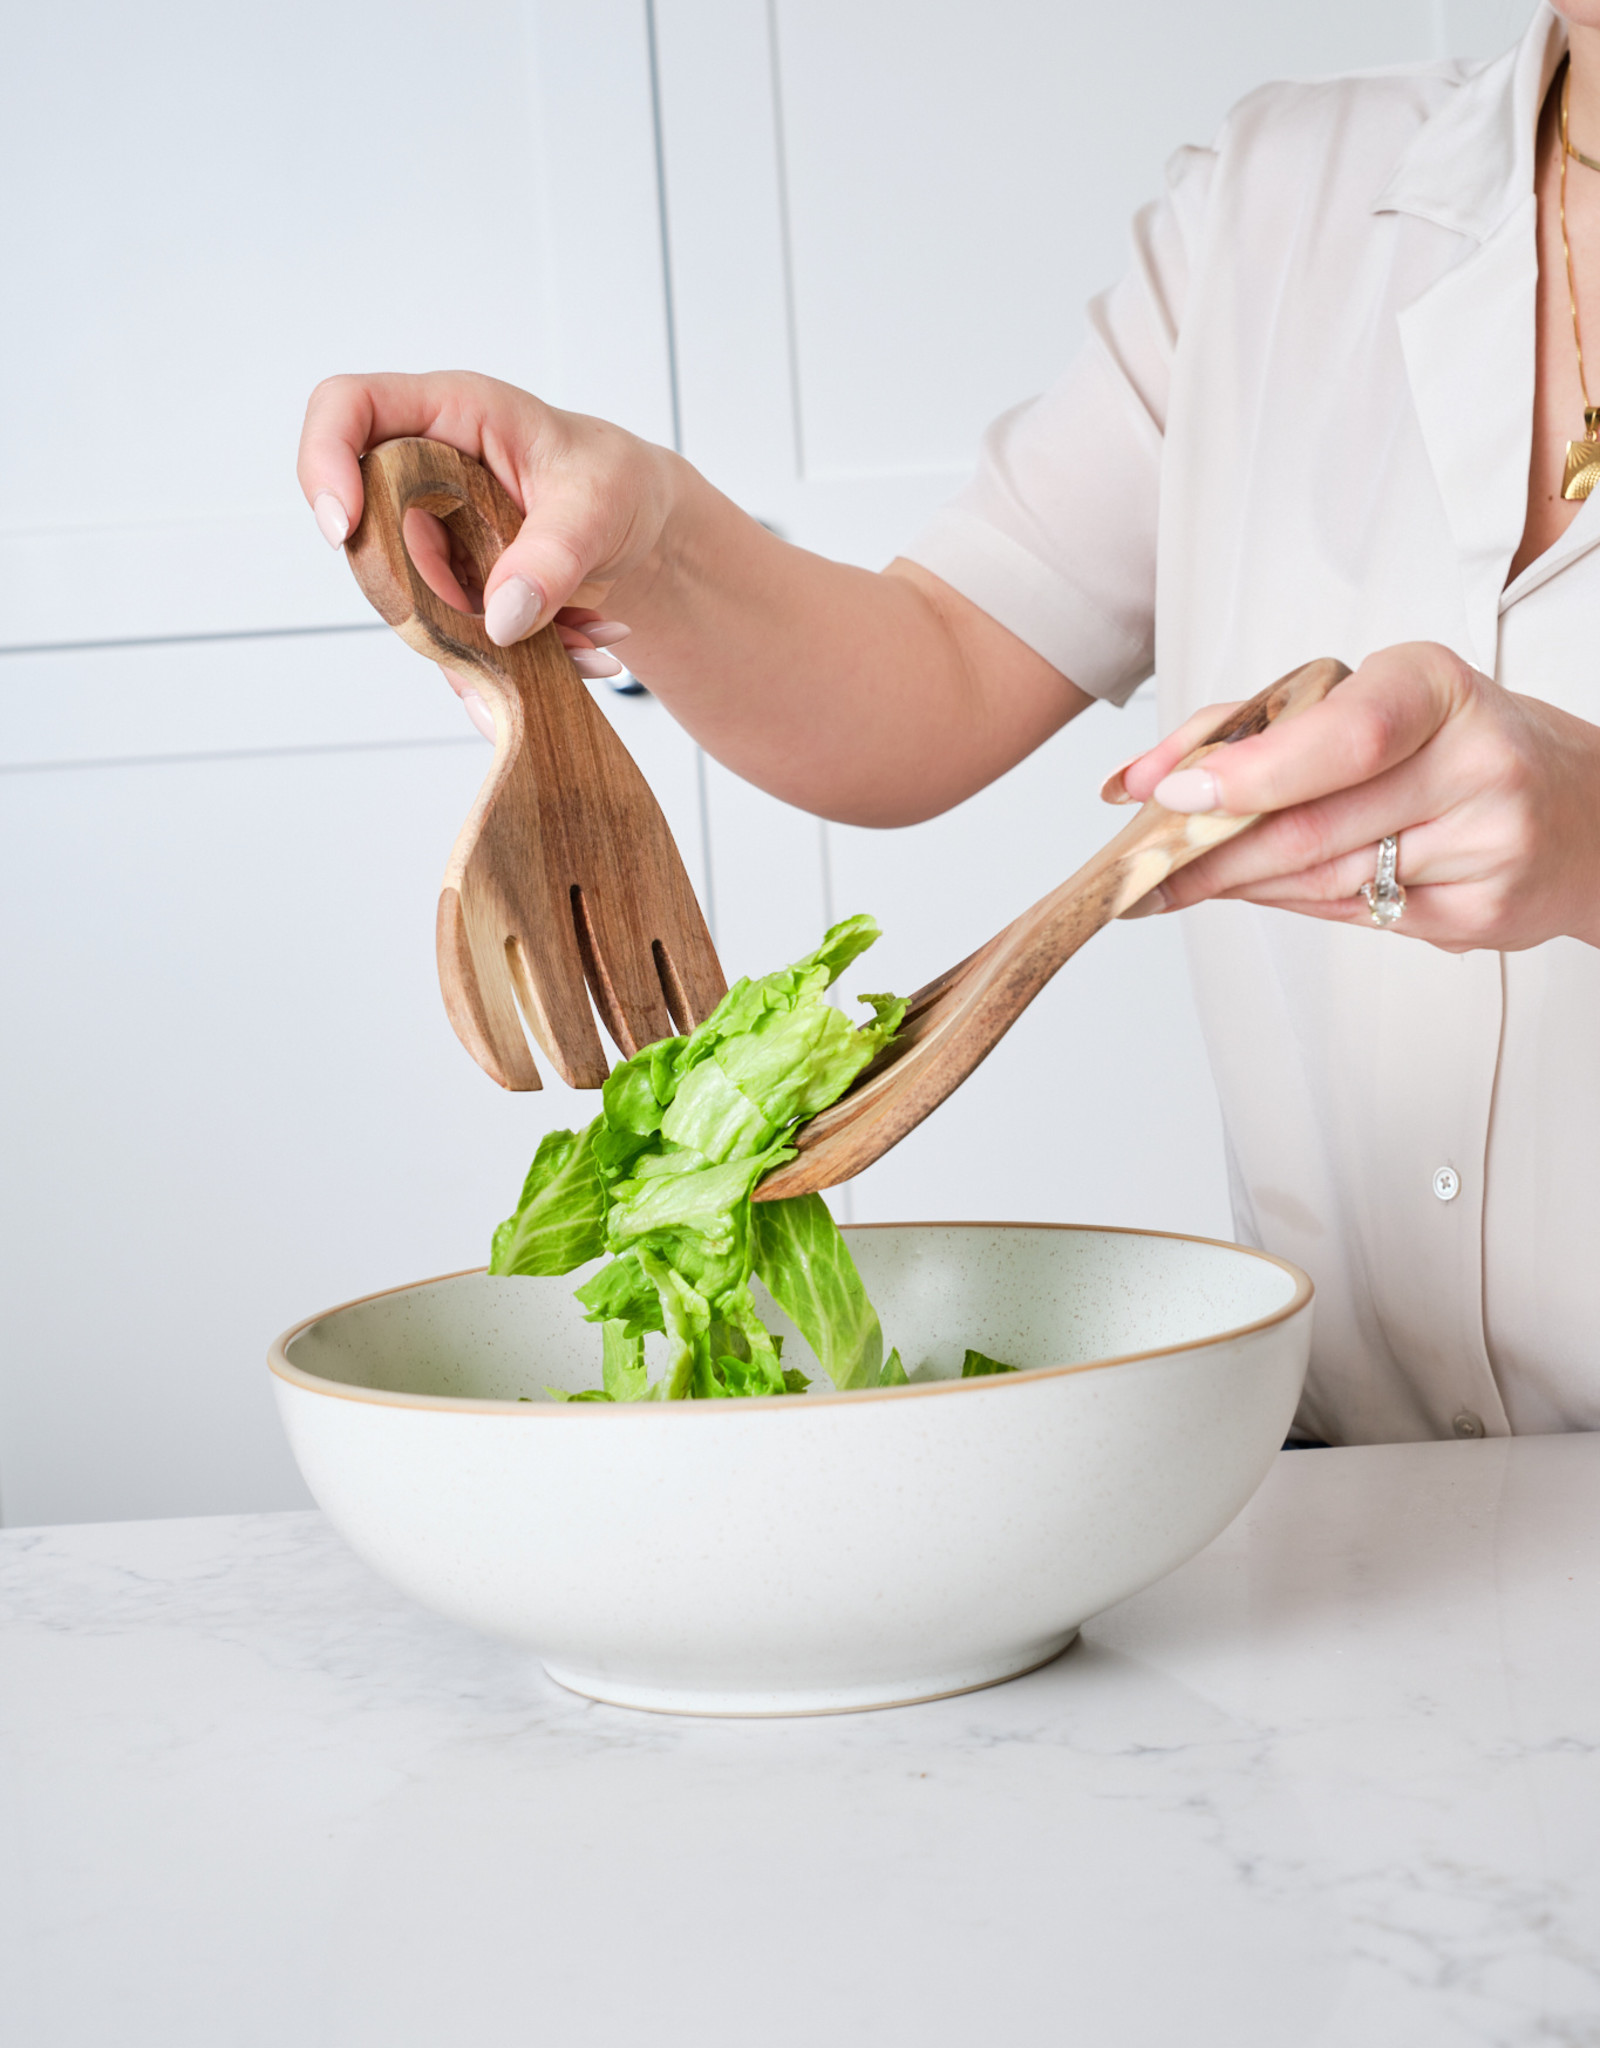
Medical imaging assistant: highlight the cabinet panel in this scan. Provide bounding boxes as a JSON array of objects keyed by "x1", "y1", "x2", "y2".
[
  {"x1": 656, "y1": 0, "x2": 1452, "y2": 561},
  {"x1": 831, "y1": 690, "x2": 1231, "y2": 1238},
  {"x1": 0, "y1": 630, "x2": 708, "y2": 872},
  {"x1": 1440, "y1": 0, "x2": 1542, "y2": 54},
  {"x1": 698, "y1": 757, "x2": 831, "y2": 982},
  {"x1": 2, "y1": 0, "x2": 674, "y2": 648},
  {"x1": 769, "y1": 0, "x2": 1442, "y2": 482},
  {"x1": 0, "y1": 637, "x2": 706, "y2": 1526},
  {"x1": 0, "y1": 631, "x2": 450, "y2": 767}
]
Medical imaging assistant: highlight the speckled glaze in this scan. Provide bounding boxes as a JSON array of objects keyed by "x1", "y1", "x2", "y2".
[{"x1": 270, "y1": 1224, "x2": 1312, "y2": 1716}]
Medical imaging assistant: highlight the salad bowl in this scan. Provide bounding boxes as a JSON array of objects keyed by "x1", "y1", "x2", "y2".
[{"x1": 270, "y1": 1223, "x2": 1312, "y2": 1716}]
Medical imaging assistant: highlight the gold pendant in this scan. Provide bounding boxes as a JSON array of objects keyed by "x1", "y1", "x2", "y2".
[{"x1": 1564, "y1": 407, "x2": 1600, "y2": 500}]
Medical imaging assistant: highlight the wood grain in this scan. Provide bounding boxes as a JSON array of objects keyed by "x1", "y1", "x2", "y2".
[
  {"x1": 344, "y1": 438, "x2": 726, "y2": 1091},
  {"x1": 755, "y1": 658, "x2": 1350, "y2": 1200}
]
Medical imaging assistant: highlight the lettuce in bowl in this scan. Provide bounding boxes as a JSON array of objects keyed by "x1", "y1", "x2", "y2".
[{"x1": 490, "y1": 917, "x2": 1017, "y2": 1399}]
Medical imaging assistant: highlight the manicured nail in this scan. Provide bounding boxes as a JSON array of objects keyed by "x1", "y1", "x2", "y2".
[
  {"x1": 484, "y1": 575, "x2": 543, "y2": 646},
  {"x1": 1153, "y1": 768, "x2": 1221, "y2": 814},
  {"x1": 582, "y1": 620, "x2": 632, "y2": 648},
  {"x1": 1099, "y1": 752, "x2": 1146, "y2": 804},
  {"x1": 570, "y1": 649, "x2": 624, "y2": 679},
  {"x1": 1120, "y1": 885, "x2": 1171, "y2": 919},
  {"x1": 313, "y1": 492, "x2": 349, "y2": 548},
  {"x1": 459, "y1": 687, "x2": 496, "y2": 741}
]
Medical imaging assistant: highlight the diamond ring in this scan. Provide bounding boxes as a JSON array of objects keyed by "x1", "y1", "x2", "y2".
[{"x1": 1361, "y1": 834, "x2": 1406, "y2": 927}]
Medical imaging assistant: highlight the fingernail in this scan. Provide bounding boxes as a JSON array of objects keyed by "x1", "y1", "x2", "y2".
[
  {"x1": 459, "y1": 687, "x2": 497, "y2": 741},
  {"x1": 1153, "y1": 768, "x2": 1221, "y2": 814},
  {"x1": 1120, "y1": 885, "x2": 1171, "y2": 919},
  {"x1": 582, "y1": 620, "x2": 632, "y2": 648},
  {"x1": 484, "y1": 575, "x2": 543, "y2": 646},
  {"x1": 313, "y1": 492, "x2": 349, "y2": 548},
  {"x1": 570, "y1": 649, "x2": 625, "y2": 679},
  {"x1": 1099, "y1": 752, "x2": 1145, "y2": 804}
]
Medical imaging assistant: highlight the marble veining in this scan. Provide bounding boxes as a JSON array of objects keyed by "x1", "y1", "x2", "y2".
[{"x1": 2, "y1": 1435, "x2": 1597, "y2": 2047}]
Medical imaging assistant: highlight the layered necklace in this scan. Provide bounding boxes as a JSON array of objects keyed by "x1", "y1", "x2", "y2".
[{"x1": 1560, "y1": 59, "x2": 1600, "y2": 498}]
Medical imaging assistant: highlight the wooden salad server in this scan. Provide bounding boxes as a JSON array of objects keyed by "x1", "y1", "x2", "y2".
[
  {"x1": 344, "y1": 438, "x2": 726, "y2": 1090},
  {"x1": 755, "y1": 657, "x2": 1349, "y2": 1200}
]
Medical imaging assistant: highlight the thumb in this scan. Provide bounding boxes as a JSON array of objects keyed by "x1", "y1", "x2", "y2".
[{"x1": 481, "y1": 511, "x2": 614, "y2": 649}]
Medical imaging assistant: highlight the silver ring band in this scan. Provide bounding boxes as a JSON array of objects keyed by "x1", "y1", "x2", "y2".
[{"x1": 1361, "y1": 834, "x2": 1406, "y2": 927}]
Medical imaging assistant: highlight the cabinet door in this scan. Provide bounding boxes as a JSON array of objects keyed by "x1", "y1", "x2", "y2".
[
  {"x1": 0, "y1": 639, "x2": 705, "y2": 1525},
  {"x1": 1, "y1": 0, "x2": 675, "y2": 650},
  {"x1": 0, "y1": 0, "x2": 695, "y2": 1525},
  {"x1": 829, "y1": 689, "x2": 1230, "y2": 1234},
  {"x1": 651, "y1": 0, "x2": 1454, "y2": 565}
]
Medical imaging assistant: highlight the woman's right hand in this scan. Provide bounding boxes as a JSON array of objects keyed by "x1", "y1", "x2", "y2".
[
  {"x1": 298, "y1": 371, "x2": 1090, "y2": 825},
  {"x1": 296, "y1": 370, "x2": 683, "y2": 708}
]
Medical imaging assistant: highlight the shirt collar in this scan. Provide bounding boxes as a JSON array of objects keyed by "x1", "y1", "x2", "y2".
[{"x1": 1372, "y1": 4, "x2": 1566, "y2": 241}]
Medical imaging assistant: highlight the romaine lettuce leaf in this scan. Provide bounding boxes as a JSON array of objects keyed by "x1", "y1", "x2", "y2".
[
  {"x1": 490, "y1": 916, "x2": 987, "y2": 1402},
  {"x1": 602, "y1": 1320, "x2": 652, "y2": 1400},
  {"x1": 750, "y1": 1193, "x2": 886, "y2": 1391},
  {"x1": 573, "y1": 1253, "x2": 664, "y2": 1336},
  {"x1": 960, "y1": 1349, "x2": 1020, "y2": 1378},
  {"x1": 489, "y1": 1125, "x2": 606, "y2": 1276}
]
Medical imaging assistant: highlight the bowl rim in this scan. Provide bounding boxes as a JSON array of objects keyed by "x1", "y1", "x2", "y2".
[{"x1": 268, "y1": 1220, "x2": 1313, "y2": 1417}]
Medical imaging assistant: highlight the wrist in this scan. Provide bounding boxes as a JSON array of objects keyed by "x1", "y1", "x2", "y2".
[{"x1": 607, "y1": 443, "x2": 707, "y2": 624}]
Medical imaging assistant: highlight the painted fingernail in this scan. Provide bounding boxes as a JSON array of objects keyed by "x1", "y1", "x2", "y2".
[
  {"x1": 1099, "y1": 753, "x2": 1146, "y2": 804},
  {"x1": 1153, "y1": 768, "x2": 1220, "y2": 814},
  {"x1": 582, "y1": 620, "x2": 632, "y2": 648},
  {"x1": 313, "y1": 492, "x2": 349, "y2": 548},
  {"x1": 1120, "y1": 885, "x2": 1171, "y2": 919},
  {"x1": 459, "y1": 687, "x2": 497, "y2": 741},
  {"x1": 570, "y1": 649, "x2": 625, "y2": 679},
  {"x1": 484, "y1": 575, "x2": 544, "y2": 646}
]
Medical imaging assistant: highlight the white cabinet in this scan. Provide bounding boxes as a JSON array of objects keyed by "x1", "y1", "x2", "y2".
[
  {"x1": 830, "y1": 689, "x2": 1231, "y2": 1235},
  {"x1": 0, "y1": 638, "x2": 705, "y2": 1525},
  {"x1": 3, "y1": 0, "x2": 1537, "y2": 1521},
  {"x1": 650, "y1": 0, "x2": 1479, "y2": 561}
]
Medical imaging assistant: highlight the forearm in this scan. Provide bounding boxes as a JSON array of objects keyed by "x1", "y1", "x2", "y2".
[
  {"x1": 297, "y1": 373, "x2": 1088, "y2": 825},
  {"x1": 608, "y1": 455, "x2": 1087, "y2": 827}
]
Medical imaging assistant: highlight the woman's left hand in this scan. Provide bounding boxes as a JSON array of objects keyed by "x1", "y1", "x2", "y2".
[{"x1": 1109, "y1": 641, "x2": 1600, "y2": 953}]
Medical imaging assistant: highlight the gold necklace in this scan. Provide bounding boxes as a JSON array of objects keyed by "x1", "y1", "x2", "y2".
[{"x1": 1559, "y1": 63, "x2": 1600, "y2": 499}]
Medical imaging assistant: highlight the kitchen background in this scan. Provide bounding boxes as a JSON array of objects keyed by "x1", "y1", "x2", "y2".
[{"x1": 2, "y1": 0, "x2": 1532, "y2": 1526}]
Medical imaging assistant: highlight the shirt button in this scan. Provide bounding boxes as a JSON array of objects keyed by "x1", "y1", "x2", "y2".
[
  {"x1": 1452, "y1": 1410, "x2": 1486, "y2": 1439},
  {"x1": 1432, "y1": 1166, "x2": 1461, "y2": 1202}
]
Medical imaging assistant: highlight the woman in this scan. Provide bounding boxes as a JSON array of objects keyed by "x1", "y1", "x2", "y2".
[{"x1": 299, "y1": 3, "x2": 1600, "y2": 1447}]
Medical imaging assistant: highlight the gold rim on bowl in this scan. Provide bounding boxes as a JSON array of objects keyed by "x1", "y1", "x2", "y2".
[{"x1": 268, "y1": 1221, "x2": 1313, "y2": 1417}]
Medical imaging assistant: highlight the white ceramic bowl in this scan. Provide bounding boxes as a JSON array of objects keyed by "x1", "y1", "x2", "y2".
[{"x1": 271, "y1": 1223, "x2": 1311, "y2": 1716}]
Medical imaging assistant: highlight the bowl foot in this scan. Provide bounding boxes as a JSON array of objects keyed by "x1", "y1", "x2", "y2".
[{"x1": 540, "y1": 1632, "x2": 1080, "y2": 1719}]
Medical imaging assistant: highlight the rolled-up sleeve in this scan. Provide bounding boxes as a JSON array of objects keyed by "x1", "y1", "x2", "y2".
[{"x1": 904, "y1": 143, "x2": 1216, "y2": 705}]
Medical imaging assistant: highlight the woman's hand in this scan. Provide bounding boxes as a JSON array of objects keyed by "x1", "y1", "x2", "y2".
[
  {"x1": 1106, "y1": 642, "x2": 1600, "y2": 953},
  {"x1": 295, "y1": 369, "x2": 1090, "y2": 824},
  {"x1": 297, "y1": 370, "x2": 684, "y2": 721}
]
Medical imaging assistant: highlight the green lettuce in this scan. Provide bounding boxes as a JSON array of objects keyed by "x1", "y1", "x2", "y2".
[
  {"x1": 491, "y1": 917, "x2": 907, "y2": 1400},
  {"x1": 751, "y1": 1194, "x2": 899, "y2": 1391},
  {"x1": 960, "y1": 1349, "x2": 1020, "y2": 1378}
]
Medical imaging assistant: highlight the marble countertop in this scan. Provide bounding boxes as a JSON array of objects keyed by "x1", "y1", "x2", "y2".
[{"x1": 3, "y1": 1434, "x2": 1597, "y2": 2048}]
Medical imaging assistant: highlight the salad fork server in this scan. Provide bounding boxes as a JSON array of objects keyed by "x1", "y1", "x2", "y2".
[{"x1": 345, "y1": 437, "x2": 726, "y2": 1090}]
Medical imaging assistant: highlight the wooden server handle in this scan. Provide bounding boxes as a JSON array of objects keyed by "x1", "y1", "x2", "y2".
[
  {"x1": 343, "y1": 438, "x2": 726, "y2": 1090},
  {"x1": 344, "y1": 436, "x2": 556, "y2": 686}
]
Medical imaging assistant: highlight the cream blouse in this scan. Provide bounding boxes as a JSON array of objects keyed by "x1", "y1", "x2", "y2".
[{"x1": 907, "y1": 5, "x2": 1600, "y2": 1444}]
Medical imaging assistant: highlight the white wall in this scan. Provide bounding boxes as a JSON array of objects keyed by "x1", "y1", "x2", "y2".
[{"x1": 1, "y1": 0, "x2": 1537, "y2": 1523}]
